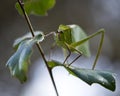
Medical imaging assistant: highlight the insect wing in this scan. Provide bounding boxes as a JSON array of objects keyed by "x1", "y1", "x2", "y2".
[{"x1": 69, "y1": 24, "x2": 91, "y2": 57}]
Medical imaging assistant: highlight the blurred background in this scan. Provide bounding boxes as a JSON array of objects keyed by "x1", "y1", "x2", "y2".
[{"x1": 0, "y1": 0, "x2": 120, "y2": 96}]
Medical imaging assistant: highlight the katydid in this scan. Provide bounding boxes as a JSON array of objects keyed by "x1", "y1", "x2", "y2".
[{"x1": 47, "y1": 24, "x2": 104, "y2": 70}]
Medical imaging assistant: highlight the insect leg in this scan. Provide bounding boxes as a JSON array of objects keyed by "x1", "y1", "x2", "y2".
[
  {"x1": 69, "y1": 51, "x2": 82, "y2": 66},
  {"x1": 92, "y1": 29, "x2": 104, "y2": 70},
  {"x1": 63, "y1": 43, "x2": 71, "y2": 64},
  {"x1": 67, "y1": 45, "x2": 82, "y2": 66},
  {"x1": 48, "y1": 43, "x2": 56, "y2": 60},
  {"x1": 45, "y1": 31, "x2": 56, "y2": 37},
  {"x1": 44, "y1": 32, "x2": 56, "y2": 60},
  {"x1": 64, "y1": 43, "x2": 82, "y2": 66},
  {"x1": 71, "y1": 29, "x2": 105, "y2": 70}
]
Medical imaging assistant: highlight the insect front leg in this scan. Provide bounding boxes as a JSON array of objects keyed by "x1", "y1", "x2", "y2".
[
  {"x1": 48, "y1": 43, "x2": 56, "y2": 60},
  {"x1": 44, "y1": 31, "x2": 57, "y2": 60}
]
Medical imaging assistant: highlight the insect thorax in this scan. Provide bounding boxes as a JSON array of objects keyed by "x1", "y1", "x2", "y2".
[{"x1": 55, "y1": 29, "x2": 73, "y2": 48}]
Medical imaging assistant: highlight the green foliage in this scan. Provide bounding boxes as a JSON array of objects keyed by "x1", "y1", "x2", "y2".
[
  {"x1": 6, "y1": 33, "x2": 44, "y2": 83},
  {"x1": 48, "y1": 60, "x2": 116, "y2": 91},
  {"x1": 6, "y1": 0, "x2": 116, "y2": 95},
  {"x1": 6, "y1": 24, "x2": 115, "y2": 92},
  {"x1": 66, "y1": 67, "x2": 116, "y2": 91},
  {"x1": 16, "y1": 0, "x2": 56, "y2": 15}
]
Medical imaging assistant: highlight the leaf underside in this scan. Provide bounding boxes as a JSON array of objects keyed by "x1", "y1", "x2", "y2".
[
  {"x1": 6, "y1": 33, "x2": 44, "y2": 83},
  {"x1": 47, "y1": 60, "x2": 116, "y2": 91},
  {"x1": 6, "y1": 40, "x2": 33, "y2": 83}
]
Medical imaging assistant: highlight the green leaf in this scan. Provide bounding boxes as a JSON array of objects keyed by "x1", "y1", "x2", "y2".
[
  {"x1": 65, "y1": 66, "x2": 116, "y2": 91},
  {"x1": 13, "y1": 31, "x2": 44, "y2": 50},
  {"x1": 47, "y1": 60, "x2": 63, "y2": 69},
  {"x1": 16, "y1": 0, "x2": 56, "y2": 16},
  {"x1": 47, "y1": 60, "x2": 116, "y2": 91},
  {"x1": 6, "y1": 34, "x2": 44, "y2": 83},
  {"x1": 68, "y1": 24, "x2": 91, "y2": 57}
]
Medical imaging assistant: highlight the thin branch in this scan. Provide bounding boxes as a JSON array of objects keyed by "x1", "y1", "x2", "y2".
[
  {"x1": 17, "y1": 0, "x2": 59, "y2": 96},
  {"x1": 17, "y1": 0, "x2": 35, "y2": 37}
]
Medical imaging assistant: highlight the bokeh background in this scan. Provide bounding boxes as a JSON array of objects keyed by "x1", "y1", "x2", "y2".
[{"x1": 0, "y1": 0, "x2": 120, "y2": 96}]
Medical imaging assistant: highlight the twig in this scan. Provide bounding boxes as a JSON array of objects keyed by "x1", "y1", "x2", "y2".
[{"x1": 17, "y1": 0, "x2": 59, "y2": 95}]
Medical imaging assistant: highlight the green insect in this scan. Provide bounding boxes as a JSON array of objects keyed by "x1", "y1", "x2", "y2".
[{"x1": 50, "y1": 24, "x2": 104, "y2": 70}]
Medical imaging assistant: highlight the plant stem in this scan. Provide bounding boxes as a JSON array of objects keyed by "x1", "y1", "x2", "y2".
[
  {"x1": 49, "y1": 69, "x2": 59, "y2": 96},
  {"x1": 17, "y1": 0, "x2": 59, "y2": 96}
]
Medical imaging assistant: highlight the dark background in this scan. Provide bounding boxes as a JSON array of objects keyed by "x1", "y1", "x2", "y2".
[{"x1": 0, "y1": 0, "x2": 120, "y2": 96}]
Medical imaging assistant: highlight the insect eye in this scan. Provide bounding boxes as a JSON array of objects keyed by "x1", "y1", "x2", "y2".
[
  {"x1": 57, "y1": 31, "x2": 62, "y2": 40},
  {"x1": 57, "y1": 30, "x2": 62, "y2": 34}
]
